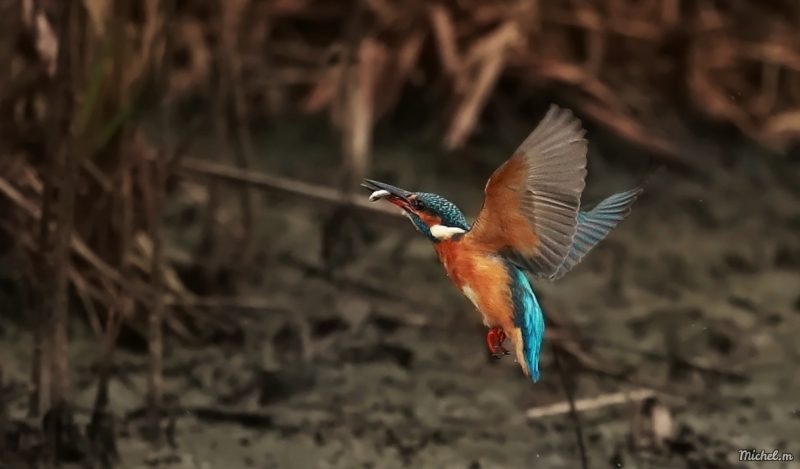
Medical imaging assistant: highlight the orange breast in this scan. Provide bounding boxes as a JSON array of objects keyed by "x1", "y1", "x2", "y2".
[{"x1": 433, "y1": 239, "x2": 516, "y2": 330}]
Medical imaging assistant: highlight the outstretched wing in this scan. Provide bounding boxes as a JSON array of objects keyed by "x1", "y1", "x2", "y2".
[
  {"x1": 550, "y1": 187, "x2": 643, "y2": 279},
  {"x1": 466, "y1": 105, "x2": 588, "y2": 279}
]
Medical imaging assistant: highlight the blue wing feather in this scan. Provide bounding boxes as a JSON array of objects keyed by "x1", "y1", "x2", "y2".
[
  {"x1": 498, "y1": 187, "x2": 641, "y2": 382},
  {"x1": 552, "y1": 187, "x2": 642, "y2": 279},
  {"x1": 508, "y1": 265, "x2": 545, "y2": 382}
]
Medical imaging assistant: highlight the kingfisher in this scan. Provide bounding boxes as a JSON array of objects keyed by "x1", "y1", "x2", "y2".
[{"x1": 363, "y1": 105, "x2": 645, "y2": 382}]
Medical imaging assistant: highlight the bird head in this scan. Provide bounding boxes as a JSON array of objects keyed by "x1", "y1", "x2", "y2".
[{"x1": 362, "y1": 179, "x2": 470, "y2": 242}]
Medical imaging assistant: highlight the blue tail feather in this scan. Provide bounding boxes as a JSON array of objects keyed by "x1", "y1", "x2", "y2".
[
  {"x1": 552, "y1": 187, "x2": 642, "y2": 279},
  {"x1": 508, "y1": 266, "x2": 545, "y2": 382}
]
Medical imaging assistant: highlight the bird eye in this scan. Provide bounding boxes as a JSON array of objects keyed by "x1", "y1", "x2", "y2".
[{"x1": 412, "y1": 198, "x2": 425, "y2": 210}]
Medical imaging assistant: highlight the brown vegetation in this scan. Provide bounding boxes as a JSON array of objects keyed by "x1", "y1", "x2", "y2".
[{"x1": 166, "y1": 0, "x2": 800, "y2": 155}]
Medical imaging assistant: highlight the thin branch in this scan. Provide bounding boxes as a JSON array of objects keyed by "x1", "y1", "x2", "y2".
[
  {"x1": 218, "y1": 0, "x2": 256, "y2": 263},
  {"x1": 0, "y1": 175, "x2": 151, "y2": 304},
  {"x1": 146, "y1": 0, "x2": 175, "y2": 449},
  {"x1": 553, "y1": 345, "x2": 589, "y2": 469},
  {"x1": 526, "y1": 388, "x2": 656, "y2": 419},
  {"x1": 48, "y1": 0, "x2": 77, "y2": 421},
  {"x1": 339, "y1": 0, "x2": 371, "y2": 194},
  {"x1": 30, "y1": 154, "x2": 53, "y2": 422},
  {"x1": 177, "y1": 158, "x2": 406, "y2": 221}
]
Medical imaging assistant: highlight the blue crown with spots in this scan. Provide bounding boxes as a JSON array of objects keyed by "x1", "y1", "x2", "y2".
[{"x1": 413, "y1": 192, "x2": 470, "y2": 232}]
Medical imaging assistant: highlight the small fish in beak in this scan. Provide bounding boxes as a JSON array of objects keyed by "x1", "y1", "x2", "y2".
[
  {"x1": 368, "y1": 189, "x2": 392, "y2": 202},
  {"x1": 361, "y1": 179, "x2": 414, "y2": 210}
]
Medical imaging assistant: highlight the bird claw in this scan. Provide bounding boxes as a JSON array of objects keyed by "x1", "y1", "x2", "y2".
[{"x1": 486, "y1": 327, "x2": 511, "y2": 359}]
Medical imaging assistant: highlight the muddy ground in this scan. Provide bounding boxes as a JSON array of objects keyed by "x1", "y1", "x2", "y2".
[{"x1": 2, "y1": 108, "x2": 800, "y2": 469}]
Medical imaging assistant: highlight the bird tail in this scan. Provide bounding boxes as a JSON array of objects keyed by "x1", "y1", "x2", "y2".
[
  {"x1": 510, "y1": 268, "x2": 545, "y2": 382},
  {"x1": 551, "y1": 161, "x2": 659, "y2": 280},
  {"x1": 551, "y1": 186, "x2": 642, "y2": 279}
]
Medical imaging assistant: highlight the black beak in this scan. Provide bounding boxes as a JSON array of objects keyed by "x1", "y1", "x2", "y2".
[{"x1": 361, "y1": 179, "x2": 413, "y2": 204}]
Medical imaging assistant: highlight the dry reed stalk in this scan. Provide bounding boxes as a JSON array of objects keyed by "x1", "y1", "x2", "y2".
[
  {"x1": 201, "y1": 34, "x2": 230, "y2": 282},
  {"x1": 82, "y1": 0, "x2": 112, "y2": 37},
  {"x1": 1, "y1": 5, "x2": 229, "y2": 448},
  {"x1": 6, "y1": 0, "x2": 797, "y2": 192},
  {"x1": 32, "y1": 0, "x2": 80, "y2": 464},
  {"x1": 144, "y1": 0, "x2": 176, "y2": 448},
  {"x1": 363, "y1": 0, "x2": 398, "y2": 26},
  {"x1": 335, "y1": 0, "x2": 369, "y2": 195},
  {"x1": 303, "y1": 63, "x2": 346, "y2": 114},
  {"x1": 342, "y1": 38, "x2": 384, "y2": 193},
  {"x1": 373, "y1": 31, "x2": 426, "y2": 119},
  {"x1": 219, "y1": 0, "x2": 256, "y2": 264},
  {"x1": 444, "y1": 22, "x2": 521, "y2": 149},
  {"x1": 0, "y1": 369, "x2": 7, "y2": 451},
  {"x1": 22, "y1": 0, "x2": 58, "y2": 77},
  {"x1": 19, "y1": 0, "x2": 59, "y2": 423},
  {"x1": 145, "y1": 153, "x2": 166, "y2": 448},
  {"x1": 552, "y1": 346, "x2": 588, "y2": 469},
  {"x1": 48, "y1": 0, "x2": 77, "y2": 423},
  {"x1": 0, "y1": 170, "x2": 153, "y2": 306},
  {"x1": 577, "y1": 99, "x2": 675, "y2": 156},
  {"x1": 86, "y1": 303, "x2": 124, "y2": 467},
  {"x1": 30, "y1": 158, "x2": 53, "y2": 421},
  {"x1": 428, "y1": 5, "x2": 461, "y2": 78}
]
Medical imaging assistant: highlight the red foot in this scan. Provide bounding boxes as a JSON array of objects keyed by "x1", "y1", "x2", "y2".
[{"x1": 486, "y1": 327, "x2": 511, "y2": 359}]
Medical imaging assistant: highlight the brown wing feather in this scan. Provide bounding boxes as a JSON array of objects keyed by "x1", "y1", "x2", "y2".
[{"x1": 466, "y1": 105, "x2": 588, "y2": 279}]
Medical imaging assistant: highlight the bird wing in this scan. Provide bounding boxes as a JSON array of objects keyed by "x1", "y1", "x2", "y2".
[
  {"x1": 466, "y1": 105, "x2": 588, "y2": 279},
  {"x1": 550, "y1": 187, "x2": 643, "y2": 279}
]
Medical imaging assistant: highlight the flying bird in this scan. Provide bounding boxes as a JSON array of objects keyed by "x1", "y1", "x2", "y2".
[{"x1": 363, "y1": 105, "x2": 645, "y2": 382}]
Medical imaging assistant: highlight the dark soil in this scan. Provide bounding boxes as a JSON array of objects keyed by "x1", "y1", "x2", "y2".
[{"x1": 1, "y1": 114, "x2": 799, "y2": 469}]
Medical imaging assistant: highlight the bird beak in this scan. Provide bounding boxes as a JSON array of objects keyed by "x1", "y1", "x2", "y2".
[{"x1": 361, "y1": 179, "x2": 413, "y2": 208}]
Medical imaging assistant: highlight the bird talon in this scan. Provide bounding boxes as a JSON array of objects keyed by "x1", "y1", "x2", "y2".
[{"x1": 486, "y1": 327, "x2": 510, "y2": 359}]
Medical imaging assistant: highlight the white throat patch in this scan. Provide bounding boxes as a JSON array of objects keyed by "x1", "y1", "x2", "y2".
[{"x1": 430, "y1": 224, "x2": 466, "y2": 240}]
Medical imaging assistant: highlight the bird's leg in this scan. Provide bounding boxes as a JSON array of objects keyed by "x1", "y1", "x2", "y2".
[{"x1": 486, "y1": 327, "x2": 511, "y2": 359}]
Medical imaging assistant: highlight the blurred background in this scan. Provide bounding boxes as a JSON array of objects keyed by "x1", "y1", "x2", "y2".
[{"x1": 1, "y1": 0, "x2": 799, "y2": 468}]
